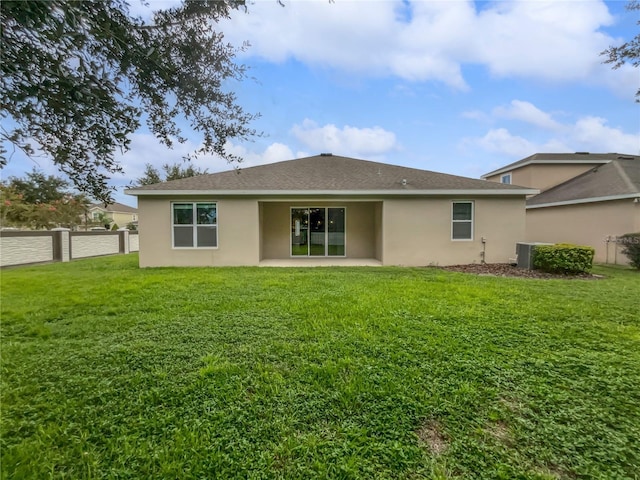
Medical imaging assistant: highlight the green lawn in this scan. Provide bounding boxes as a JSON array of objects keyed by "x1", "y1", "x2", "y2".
[{"x1": 1, "y1": 255, "x2": 639, "y2": 479}]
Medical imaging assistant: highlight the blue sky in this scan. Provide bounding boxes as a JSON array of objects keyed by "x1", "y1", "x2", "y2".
[{"x1": 2, "y1": 0, "x2": 638, "y2": 207}]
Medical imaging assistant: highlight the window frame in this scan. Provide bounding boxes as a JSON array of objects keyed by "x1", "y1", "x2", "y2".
[
  {"x1": 451, "y1": 201, "x2": 474, "y2": 241},
  {"x1": 500, "y1": 173, "x2": 512, "y2": 184},
  {"x1": 171, "y1": 201, "x2": 218, "y2": 249}
]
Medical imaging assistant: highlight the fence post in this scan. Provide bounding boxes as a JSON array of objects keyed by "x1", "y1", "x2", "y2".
[
  {"x1": 118, "y1": 228, "x2": 130, "y2": 254},
  {"x1": 52, "y1": 228, "x2": 71, "y2": 262}
]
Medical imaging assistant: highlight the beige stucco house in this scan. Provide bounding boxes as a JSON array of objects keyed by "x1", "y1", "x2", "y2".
[
  {"x1": 126, "y1": 154, "x2": 536, "y2": 267},
  {"x1": 483, "y1": 153, "x2": 640, "y2": 263},
  {"x1": 88, "y1": 202, "x2": 138, "y2": 229}
]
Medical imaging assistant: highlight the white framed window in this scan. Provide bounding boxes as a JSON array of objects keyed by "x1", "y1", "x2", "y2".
[
  {"x1": 452, "y1": 201, "x2": 473, "y2": 241},
  {"x1": 500, "y1": 173, "x2": 512, "y2": 184},
  {"x1": 172, "y1": 202, "x2": 217, "y2": 248}
]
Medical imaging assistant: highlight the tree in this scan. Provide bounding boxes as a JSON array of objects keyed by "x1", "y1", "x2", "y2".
[
  {"x1": 1, "y1": 171, "x2": 89, "y2": 229},
  {"x1": 91, "y1": 211, "x2": 113, "y2": 230},
  {"x1": 8, "y1": 169, "x2": 68, "y2": 204},
  {"x1": 602, "y1": 0, "x2": 640, "y2": 101},
  {"x1": 136, "y1": 164, "x2": 162, "y2": 186},
  {"x1": 619, "y1": 233, "x2": 640, "y2": 270},
  {"x1": 135, "y1": 161, "x2": 208, "y2": 186},
  {"x1": 1, "y1": 0, "x2": 258, "y2": 202}
]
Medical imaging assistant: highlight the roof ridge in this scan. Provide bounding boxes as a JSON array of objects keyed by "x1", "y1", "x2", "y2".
[{"x1": 612, "y1": 159, "x2": 639, "y2": 192}]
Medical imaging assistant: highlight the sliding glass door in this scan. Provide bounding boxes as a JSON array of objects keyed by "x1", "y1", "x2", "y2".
[{"x1": 291, "y1": 207, "x2": 345, "y2": 257}]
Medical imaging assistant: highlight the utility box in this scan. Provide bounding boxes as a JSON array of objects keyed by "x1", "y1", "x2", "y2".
[{"x1": 516, "y1": 242, "x2": 552, "y2": 269}]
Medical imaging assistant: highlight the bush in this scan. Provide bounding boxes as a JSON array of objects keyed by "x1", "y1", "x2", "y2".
[
  {"x1": 533, "y1": 243, "x2": 595, "y2": 274},
  {"x1": 110, "y1": 223, "x2": 119, "y2": 231},
  {"x1": 619, "y1": 233, "x2": 640, "y2": 270}
]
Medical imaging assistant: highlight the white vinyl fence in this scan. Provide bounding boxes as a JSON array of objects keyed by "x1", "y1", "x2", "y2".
[{"x1": 0, "y1": 229, "x2": 139, "y2": 267}]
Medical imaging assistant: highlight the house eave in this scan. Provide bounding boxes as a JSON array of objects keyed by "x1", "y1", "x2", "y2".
[
  {"x1": 526, "y1": 193, "x2": 640, "y2": 209},
  {"x1": 482, "y1": 159, "x2": 611, "y2": 179},
  {"x1": 125, "y1": 188, "x2": 539, "y2": 197}
]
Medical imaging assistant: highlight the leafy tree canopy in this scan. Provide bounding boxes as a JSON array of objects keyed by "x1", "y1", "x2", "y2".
[
  {"x1": 1, "y1": 0, "x2": 258, "y2": 202},
  {"x1": 136, "y1": 161, "x2": 208, "y2": 186},
  {"x1": 8, "y1": 169, "x2": 69, "y2": 204},
  {"x1": 602, "y1": 0, "x2": 640, "y2": 101},
  {"x1": 1, "y1": 170, "x2": 89, "y2": 229}
]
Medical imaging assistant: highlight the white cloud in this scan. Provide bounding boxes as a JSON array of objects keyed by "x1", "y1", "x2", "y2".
[
  {"x1": 115, "y1": 135, "x2": 302, "y2": 187},
  {"x1": 493, "y1": 100, "x2": 562, "y2": 130},
  {"x1": 472, "y1": 128, "x2": 538, "y2": 157},
  {"x1": 291, "y1": 119, "x2": 398, "y2": 158},
  {"x1": 222, "y1": 141, "x2": 303, "y2": 168},
  {"x1": 221, "y1": 0, "x2": 622, "y2": 93},
  {"x1": 572, "y1": 116, "x2": 640, "y2": 153},
  {"x1": 470, "y1": 1, "x2": 614, "y2": 82},
  {"x1": 463, "y1": 101, "x2": 639, "y2": 158},
  {"x1": 461, "y1": 110, "x2": 490, "y2": 123}
]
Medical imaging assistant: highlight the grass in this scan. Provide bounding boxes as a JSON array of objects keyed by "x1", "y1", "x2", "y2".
[{"x1": 1, "y1": 255, "x2": 639, "y2": 479}]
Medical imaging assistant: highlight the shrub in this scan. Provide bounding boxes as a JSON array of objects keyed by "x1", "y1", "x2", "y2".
[
  {"x1": 619, "y1": 233, "x2": 640, "y2": 270},
  {"x1": 110, "y1": 223, "x2": 119, "y2": 231},
  {"x1": 533, "y1": 243, "x2": 595, "y2": 274}
]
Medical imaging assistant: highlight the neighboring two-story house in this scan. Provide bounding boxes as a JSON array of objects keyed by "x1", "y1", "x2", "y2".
[
  {"x1": 88, "y1": 202, "x2": 138, "y2": 230},
  {"x1": 482, "y1": 152, "x2": 640, "y2": 263}
]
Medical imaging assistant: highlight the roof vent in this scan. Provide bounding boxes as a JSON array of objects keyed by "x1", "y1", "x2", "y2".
[
  {"x1": 401, "y1": 179, "x2": 407, "y2": 186},
  {"x1": 320, "y1": 152, "x2": 333, "y2": 156}
]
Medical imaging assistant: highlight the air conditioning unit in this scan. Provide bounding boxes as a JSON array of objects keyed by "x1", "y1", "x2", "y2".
[{"x1": 516, "y1": 242, "x2": 552, "y2": 269}]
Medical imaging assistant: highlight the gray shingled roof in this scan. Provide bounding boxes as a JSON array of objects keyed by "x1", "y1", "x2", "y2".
[
  {"x1": 127, "y1": 154, "x2": 534, "y2": 195},
  {"x1": 527, "y1": 157, "x2": 640, "y2": 207},
  {"x1": 482, "y1": 152, "x2": 636, "y2": 178}
]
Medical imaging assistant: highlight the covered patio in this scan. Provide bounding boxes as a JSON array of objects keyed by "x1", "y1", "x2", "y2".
[{"x1": 259, "y1": 200, "x2": 383, "y2": 263}]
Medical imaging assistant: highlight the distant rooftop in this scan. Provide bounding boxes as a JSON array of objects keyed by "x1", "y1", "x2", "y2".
[
  {"x1": 90, "y1": 202, "x2": 137, "y2": 213},
  {"x1": 482, "y1": 152, "x2": 639, "y2": 179},
  {"x1": 526, "y1": 156, "x2": 640, "y2": 208}
]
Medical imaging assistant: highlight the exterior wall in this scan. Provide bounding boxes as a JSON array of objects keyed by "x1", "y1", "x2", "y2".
[
  {"x1": 374, "y1": 203, "x2": 383, "y2": 262},
  {"x1": 260, "y1": 202, "x2": 289, "y2": 260},
  {"x1": 260, "y1": 201, "x2": 379, "y2": 260},
  {"x1": 0, "y1": 234, "x2": 53, "y2": 267},
  {"x1": 137, "y1": 196, "x2": 260, "y2": 267},
  {"x1": 526, "y1": 199, "x2": 640, "y2": 263},
  {"x1": 486, "y1": 164, "x2": 597, "y2": 192},
  {"x1": 71, "y1": 233, "x2": 120, "y2": 258},
  {"x1": 346, "y1": 202, "x2": 377, "y2": 258},
  {"x1": 88, "y1": 208, "x2": 136, "y2": 228},
  {"x1": 382, "y1": 197, "x2": 527, "y2": 266},
  {"x1": 111, "y1": 212, "x2": 137, "y2": 228}
]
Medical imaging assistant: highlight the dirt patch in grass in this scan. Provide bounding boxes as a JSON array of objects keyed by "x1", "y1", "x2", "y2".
[
  {"x1": 536, "y1": 463, "x2": 578, "y2": 480},
  {"x1": 416, "y1": 419, "x2": 449, "y2": 456},
  {"x1": 486, "y1": 420, "x2": 513, "y2": 446},
  {"x1": 439, "y1": 263, "x2": 603, "y2": 280}
]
